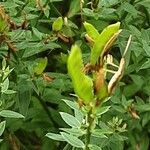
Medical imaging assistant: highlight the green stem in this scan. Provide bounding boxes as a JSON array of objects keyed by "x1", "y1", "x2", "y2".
[{"x1": 85, "y1": 108, "x2": 94, "y2": 150}]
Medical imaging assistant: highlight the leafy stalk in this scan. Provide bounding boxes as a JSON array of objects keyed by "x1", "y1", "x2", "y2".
[{"x1": 85, "y1": 108, "x2": 95, "y2": 150}]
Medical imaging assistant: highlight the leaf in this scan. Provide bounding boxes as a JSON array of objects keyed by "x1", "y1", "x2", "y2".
[
  {"x1": 52, "y1": 17, "x2": 63, "y2": 31},
  {"x1": 67, "y1": 45, "x2": 94, "y2": 104},
  {"x1": 60, "y1": 112, "x2": 81, "y2": 128},
  {"x1": 4, "y1": 90, "x2": 16, "y2": 94},
  {"x1": 32, "y1": 27, "x2": 43, "y2": 40},
  {"x1": 136, "y1": 104, "x2": 150, "y2": 112},
  {"x1": 22, "y1": 42, "x2": 60, "y2": 58},
  {"x1": 62, "y1": 99, "x2": 79, "y2": 110},
  {"x1": 83, "y1": 22, "x2": 99, "y2": 41},
  {"x1": 34, "y1": 57, "x2": 48, "y2": 75},
  {"x1": 89, "y1": 144, "x2": 102, "y2": 150},
  {"x1": 0, "y1": 121, "x2": 6, "y2": 136},
  {"x1": 1, "y1": 78, "x2": 9, "y2": 93},
  {"x1": 2, "y1": 58, "x2": 6, "y2": 70},
  {"x1": 122, "y1": 2, "x2": 139, "y2": 16},
  {"x1": 46, "y1": 133, "x2": 65, "y2": 141},
  {"x1": 60, "y1": 128, "x2": 85, "y2": 136},
  {"x1": 68, "y1": 0, "x2": 80, "y2": 18},
  {"x1": 61, "y1": 132, "x2": 85, "y2": 148},
  {"x1": 140, "y1": 134, "x2": 149, "y2": 150},
  {"x1": 140, "y1": 59, "x2": 150, "y2": 70},
  {"x1": 18, "y1": 90, "x2": 31, "y2": 116},
  {"x1": 93, "y1": 129, "x2": 113, "y2": 136},
  {"x1": 142, "y1": 40, "x2": 150, "y2": 57},
  {"x1": 100, "y1": 0, "x2": 119, "y2": 7},
  {"x1": 0, "y1": 110, "x2": 25, "y2": 118},
  {"x1": 90, "y1": 22, "x2": 120, "y2": 65},
  {"x1": 96, "y1": 106, "x2": 111, "y2": 117},
  {"x1": 74, "y1": 109, "x2": 84, "y2": 123}
]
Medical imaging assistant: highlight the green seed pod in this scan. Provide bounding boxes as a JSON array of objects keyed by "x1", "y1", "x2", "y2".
[
  {"x1": 68, "y1": 45, "x2": 94, "y2": 104},
  {"x1": 34, "y1": 57, "x2": 48, "y2": 75},
  {"x1": 83, "y1": 22, "x2": 99, "y2": 41},
  {"x1": 90, "y1": 22, "x2": 121, "y2": 65},
  {"x1": 52, "y1": 17, "x2": 63, "y2": 32}
]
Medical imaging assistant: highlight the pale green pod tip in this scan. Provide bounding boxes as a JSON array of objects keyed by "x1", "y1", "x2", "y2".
[
  {"x1": 83, "y1": 22, "x2": 99, "y2": 41},
  {"x1": 90, "y1": 22, "x2": 121, "y2": 65}
]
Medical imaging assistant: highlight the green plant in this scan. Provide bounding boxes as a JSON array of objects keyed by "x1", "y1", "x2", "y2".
[
  {"x1": 0, "y1": 0, "x2": 149, "y2": 149},
  {"x1": 46, "y1": 22, "x2": 131, "y2": 150},
  {"x1": 0, "y1": 58, "x2": 24, "y2": 142}
]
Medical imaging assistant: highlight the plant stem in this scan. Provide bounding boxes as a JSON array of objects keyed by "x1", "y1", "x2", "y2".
[{"x1": 85, "y1": 108, "x2": 94, "y2": 150}]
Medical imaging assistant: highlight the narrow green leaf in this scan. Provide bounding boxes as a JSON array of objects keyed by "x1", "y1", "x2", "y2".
[
  {"x1": 0, "y1": 121, "x2": 6, "y2": 136},
  {"x1": 93, "y1": 129, "x2": 113, "y2": 136},
  {"x1": 96, "y1": 106, "x2": 111, "y2": 117},
  {"x1": 60, "y1": 128, "x2": 85, "y2": 136},
  {"x1": 18, "y1": 90, "x2": 31, "y2": 116},
  {"x1": 61, "y1": 132, "x2": 85, "y2": 148},
  {"x1": 140, "y1": 59, "x2": 150, "y2": 70},
  {"x1": 1, "y1": 78, "x2": 9, "y2": 93},
  {"x1": 136, "y1": 104, "x2": 150, "y2": 112},
  {"x1": 142, "y1": 40, "x2": 150, "y2": 57},
  {"x1": 32, "y1": 27, "x2": 43, "y2": 40},
  {"x1": 23, "y1": 42, "x2": 60, "y2": 58},
  {"x1": 60, "y1": 112, "x2": 81, "y2": 128},
  {"x1": 46, "y1": 133, "x2": 65, "y2": 141},
  {"x1": 122, "y1": 2, "x2": 139, "y2": 16},
  {"x1": 74, "y1": 109, "x2": 84, "y2": 123},
  {"x1": 2, "y1": 58, "x2": 6, "y2": 70},
  {"x1": 67, "y1": 45, "x2": 94, "y2": 104},
  {"x1": 62, "y1": 99, "x2": 79, "y2": 110},
  {"x1": 0, "y1": 110, "x2": 25, "y2": 118},
  {"x1": 140, "y1": 134, "x2": 149, "y2": 150},
  {"x1": 52, "y1": 17, "x2": 63, "y2": 31},
  {"x1": 4, "y1": 90, "x2": 16, "y2": 94}
]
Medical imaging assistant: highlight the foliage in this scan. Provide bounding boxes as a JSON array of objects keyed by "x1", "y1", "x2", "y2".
[{"x1": 0, "y1": 0, "x2": 149, "y2": 150}]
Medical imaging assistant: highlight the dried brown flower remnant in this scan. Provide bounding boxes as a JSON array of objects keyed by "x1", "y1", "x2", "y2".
[
  {"x1": 0, "y1": 5, "x2": 9, "y2": 32},
  {"x1": 108, "y1": 35, "x2": 132, "y2": 95}
]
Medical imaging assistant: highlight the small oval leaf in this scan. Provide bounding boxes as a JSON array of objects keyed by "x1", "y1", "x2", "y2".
[
  {"x1": 46, "y1": 133, "x2": 65, "y2": 141},
  {"x1": 0, "y1": 110, "x2": 25, "y2": 119},
  {"x1": 60, "y1": 112, "x2": 81, "y2": 128},
  {"x1": 34, "y1": 57, "x2": 48, "y2": 75},
  {"x1": 52, "y1": 17, "x2": 63, "y2": 31},
  {"x1": 61, "y1": 132, "x2": 85, "y2": 148}
]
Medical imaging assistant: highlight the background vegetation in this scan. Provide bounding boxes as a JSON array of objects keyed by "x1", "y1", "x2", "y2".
[{"x1": 0, "y1": 0, "x2": 150, "y2": 149}]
